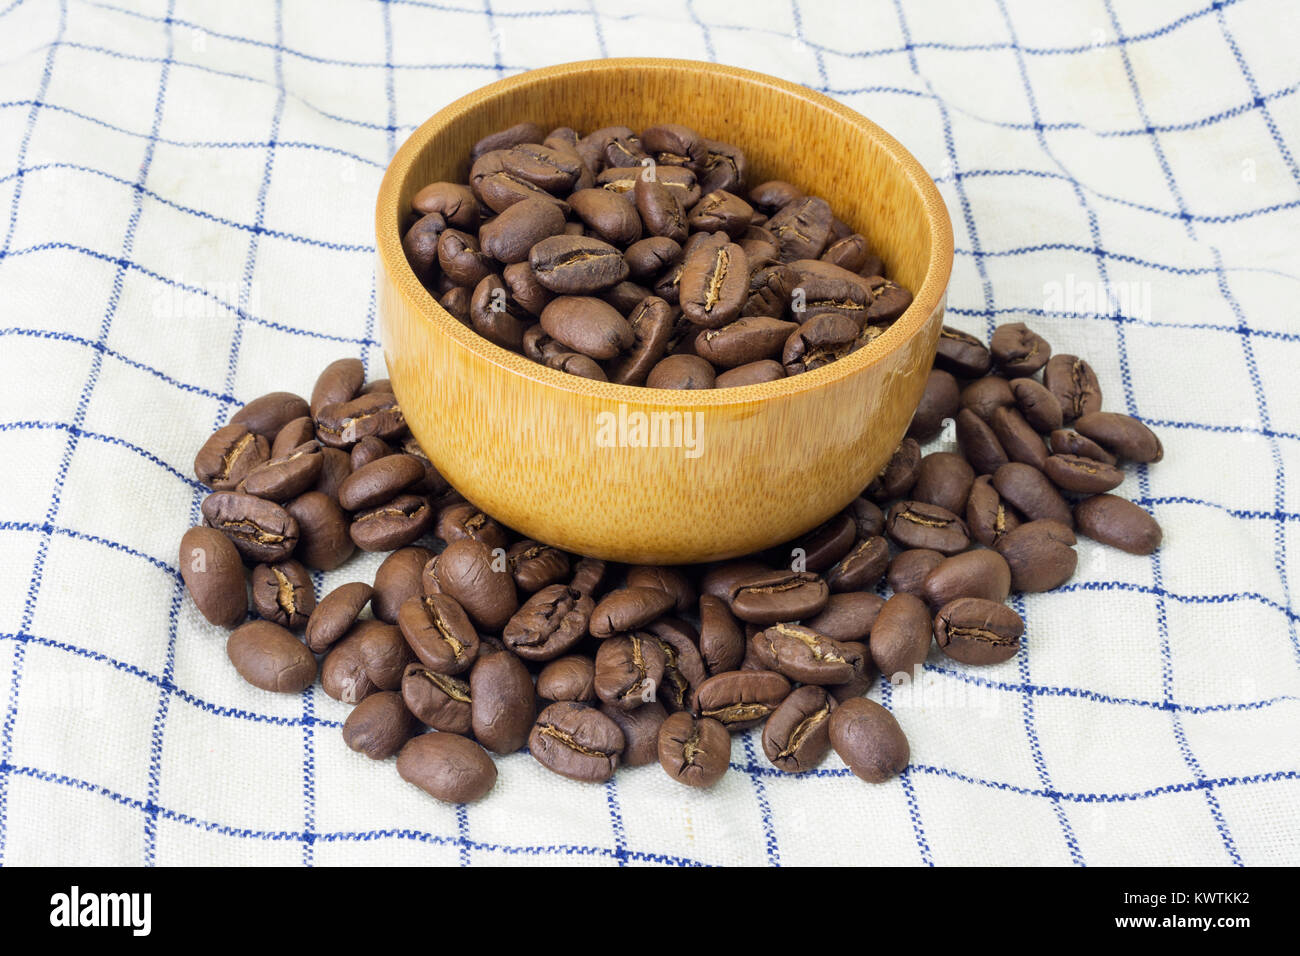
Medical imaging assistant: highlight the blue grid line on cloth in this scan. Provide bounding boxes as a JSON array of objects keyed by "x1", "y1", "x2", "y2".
[{"x1": 0, "y1": 0, "x2": 1295, "y2": 866}]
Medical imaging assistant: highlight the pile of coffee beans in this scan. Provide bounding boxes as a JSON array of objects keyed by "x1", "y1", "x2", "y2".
[
  {"x1": 400, "y1": 121, "x2": 913, "y2": 388},
  {"x1": 179, "y1": 321, "x2": 1163, "y2": 804}
]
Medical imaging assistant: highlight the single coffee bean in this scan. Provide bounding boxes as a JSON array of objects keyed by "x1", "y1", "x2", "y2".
[
  {"x1": 315, "y1": 392, "x2": 405, "y2": 448},
  {"x1": 398, "y1": 592, "x2": 480, "y2": 675},
  {"x1": 354, "y1": 619, "x2": 416, "y2": 691},
  {"x1": 804, "y1": 592, "x2": 884, "y2": 642},
  {"x1": 401, "y1": 664, "x2": 472, "y2": 734},
  {"x1": 230, "y1": 391, "x2": 310, "y2": 441},
  {"x1": 239, "y1": 440, "x2": 323, "y2": 502},
  {"x1": 885, "y1": 500, "x2": 970, "y2": 555},
  {"x1": 1043, "y1": 453, "x2": 1124, "y2": 493},
  {"x1": 1074, "y1": 494, "x2": 1162, "y2": 554},
  {"x1": 728, "y1": 569, "x2": 829, "y2": 625},
  {"x1": 179, "y1": 526, "x2": 247, "y2": 628},
  {"x1": 403, "y1": 212, "x2": 446, "y2": 281},
  {"x1": 782, "y1": 313, "x2": 859, "y2": 375},
  {"x1": 505, "y1": 539, "x2": 569, "y2": 592},
  {"x1": 626, "y1": 565, "x2": 695, "y2": 614},
  {"x1": 864, "y1": 276, "x2": 912, "y2": 322},
  {"x1": 605, "y1": 295, "x2": 674, "y2": 385},
  {"x1": 965, "y1": 474, "x2": 1021, "y2": 548},
  {"x1": 503, "y1": 584, "x2": 594, "y2": 661},
  {"x1": 1044, "y1": 353, "x2": 1102, "y2": 421},
  {"x1": 439, "y1": 284, "x2": 472, "y2": 323},
  {"x1": 698, "y1": 594, "x2": 744, "y2": 675},
  {"x1": 624, "y1": 236, "x2": 682, "y2": 279},
  {"x1": 601, "y1": 700, "x2": 667, "y2": 767},
  {"x1": 477, "y1": 196, "x2": 566, "y2": 263},
  {"x1": 960, "y1": 376, "x2": 1015, "y2": 423},
  {"x1": 1073, "y1": 411, "x2": 1163, "y2": 463},
  {"x1": 530, "y1": 701, "x2": 625, "y2": 783},
  {"x1": 687, "y1": 189, "x2": 754, "y2": 238},
  {"x1": 271, "y1": 416, "x2": 317, "y2": 460},
  {"x1": 868, "y1": 438, "x2": 921, "y2": 500},
  {"x1": 470, "y1": 650, "x2": 535, "y2": 754},
  {"x1": 701, "y1": 559, "x2": 771, "y2": 602},
  {"x1": 540, "y1": 296, "x2": 634, "y2": 360},
  {"x1": 202, "y1": 491, "x2": 299, "y2": 563},
  {"x1": 641, "y1": 122, "x2": 707, "y2": 166},
  {"x1": 751, "y1": 623, "x2": 862, "y2": 685},
  {"x1": 820, "y1": 232, "x2": 872, "y2": 272},
  {"x1": 435, "y1": 501, "x2": 509, "y2": 552},
  {"x1": 372, "y1": 546, "x2": 435, "y2": 623},
  {"x1": 767, "y1": 196, "x2": 832, "y2": 261},
  {"x1": 396, "y1": 732, "x2": 496, "y2": 803},
  {"x1": 692, "y1": 670, "x2": 791, "y2": 732},
  {"x1": 337, "y1": 454, "x2": 425, "y2": 511},
  {"x1": 305, "y1": 582, "x2": 372, "y2": 654},
  {"x1": 990, "y1": 406, "x2": 1049, "y2": 470},
  {"x1": 250, "y1": 559, "x2": 315, "y2": 630},
  {"x1": 1009, "y1": 377, "x2": 1063, "y2": 432},
  {"x1": 314, "y1": 447, "x2": 352, "y2": 499},
  {"x1": 922, "y1": 549, "x2": 1012, "y2": 609},
  {"x1": 650, "y1": 619, "x2": 708, "y2": 712},
  {"x1": 633, "y1": 176, "x2": 689, "y2": 242},
  {"x1": 412, "y1": 181, "x2": 481, "y2": 228},
  {"x1": 343, "y1": 691, "x2": 416, "y2": 760},
  {"x1": 699, "y1": 138, "x2": 747, "y2": 194},
  {"x1": 590, "y1": 586, "x2": 676, "y2": 638},
  {"x1": 594, "y1": 633, "x2": 667, "y2": 710},
  {"x1": 349, "y1": 493, "x2": 434, "y2": 552},
  {"x1": 909, "y1": 368, "x2": 961, "y2": 440},
  {"x1": 470, "y1": 274, "x2": 529, "y2": 351},
  {"x1": 715, "y1": 360, "x2": 785, "y2": 388},
  {"x1": 847, "y1": 497, "x2": 885, "y2": 540},
  {"x1": 529, "y1": 235, "x2": 627, "y2": 294},
  {"x1": 934, "y1": 326, "x2": 990, "y2": 377},
  {"x1": 470, "y1": 122, "x2": 543, "y2": 161},
  {"x1": 310, "y1": 357, "x2": 365, "y2": 418},
  {"x1": 744, "y1": 262, "x2": 799, "y2": 318},
  {"x1": 933, "y1": 598, "x2": 1023, "y2": 665},
  {"x1": 993, "y1": 462, "x2": 1073, "y2": 527},
  {"x1": 227, "y1": 620, "x2": 316, "y2": 693},
  {"x1": 748, "y1": 179, "x2": 804, "y2": 215},
  {"x1": 320, "y1": 627, "x2": 378, "y2": 704},
  {"x1": 694, "y1": 316, "x2": 798, "y2": 367},
  {"x1": 658, "y1": 712, "x2": 731, "y2": 788},
  {"x1": 956, "y1": 408, "x2": 1009, "y2": 476},
  {"x1": 1049, "y1": 428, "x2": 1117, "y2": 465},
  {"x1": 568, "y1": 187, "x2": 642, "y2": 245},
  {"x1": 645, "y1": 353, "x2": 716, "y2": 389},
  {"x1": 784, "y1": 514, "x2": 856, "y2": 574},
  {"x1": 502, "y1": 261, "x2": 554, "y2": 317},
  {"x1": 828, "y1": 698, "x2": 909, "y2": 783},
  {"x1": 680, "y1": 234, "x2": 749, "y2": 328},
  {"x1": 990, "y1": 322, "x2": 1051, "y2": 375},
  {"x1": 762, "y1": 684, "x2": 835, "y2": 773},
  {"x1": 995, "y1": 520, "x2": 1077, "y2": 592},
  {"x1": 431, "y1": 538, "x2": 518, "y2": 632},
  {"x1": 869, "y1": 593, "x2": 932, "y2": 681},
  {"x1": 536, "y1": 655, "x2": 597, "y2": 702},
  {"x1": 912, "y1": 451, "x2": 976, "y2": 516},
  {"x1": 568, "y1": 556, "x2": 606, "y2": 597},
  {"x1": 194, "y1": 423, "x2": 270, "y2": 491},
  {"x1": 825, "y1": 535, "x2": 889, "y2": 592}
]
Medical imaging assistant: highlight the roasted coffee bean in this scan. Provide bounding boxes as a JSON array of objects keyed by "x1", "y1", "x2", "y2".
[
  {"x1": 933, "y1": 598, "x2": 1023, "y2": 665},
  {"x1": 439, "y1": 285, "x2": 472, "y2": 323},
  {"x1": 885, "y1": 500, "x2": 970, "y2": 555},
  {"x1": 699, "y1": 138, "x2": 746, "y2": 194},
  {"x1": 251, "y1": 559, "x2": 315, "y2": 631},
  {"x1": 762, "y1": 685, "x2": 835, "y2": 773},
  {"x1": 602, "y1": 281, "x2": 656, "y2": 317},
  {"x1": 960, "y1": 376, "x2": 1015, "y2": 423},
  {"x1": 472, "y1": 160, "x2": 571, "y2": 216},
  {"x1": 398, "y1": 592, "x2": 480, "y2": 675},
  {"x1": 804, "y1": 592, "x2": 884, "y2": 642},
  {"x1": 1074, "y1": 494, "x2": 1162, "y2": 554},
  {"x1": 965, "y1": 475, "x2": 1021, "y2": 548},
  {"x1": 402, "y1": 664, "x2": 473, "y2": 734},
  {"x1": 1043, "y1": 453, "x2": 1124, "y2": 493},
  {"x1": 766, "y1": 196, "x2": 832, "y2": 261},
  {"x1": 694, "y1": 316, "x2": 797, "y2": 367},
  {"x1": 227, "y1": 620, "x2": 317, "y2": 693},
  {"x1": 728, "y1": 569, "x2": 829, "y2": 625},
  {"x1": 349, "y1": 494, "x2": 434, "y2": 552},
  {"x1": 646, "y1": 353, "x2": 716, "y2": 389},
  {"x1": 589, "y1": 586, "x2": 675, "y2": 639},
  {"x1": 530, "y1": 701, "x2": 625, "y2": 783},
  {"x1": 470, "y1": 650, "x2": 535, "y2": 754},
  {"x1": 624, "y1": 236, "x2": 682, "y2": 279},
  {"x1": 701, "y1": 560, "x2": 770, "y2": 601},
  {"x1": 402, "y1": 212, "x2": 446, "y2": 281},
  {"x1": 821, "y1": 233, "x2": 873, "y2": 273},
  {"x1": 230, "y1": 391, "x2": 311, "y2": 441},
  {"x1": 886, "y1": 548, "x2": 945, "y2": 597},
  {"x1": 626, "y1": 565, "x2": 695, "y2": 614},
  {"x1": 568, "y1": 187, "x2": 642, "y2": 245},
  {"x1": 847, "y1": 497, "x2": 885, "y2": 540},
  {"x1": 993, "y1": 462, "x2": 1073, "y2": 527},
  {"x1": 912, "y1": 452, "x2": 976, "y2": 516},
  {"x1": 828, "y1": 698, "x2": 909, "y2": 783},
  {"x1": 743, "y1": 262, "x2": 799, "y2": 318},
  {"x1": 693, "y1": 670, "x2": 791, "y2": 731},
  {"x1": 569, "y1": 557, "x2": 607, "y2": 597},
  {"x1": 789, "y1": 258, "x2": 874, "y2": 321},
  {"x1": 239, "y1": 440, "x2": 323, "y2": 501},
  {"x1": 934, "y1": 326, "x2": 990, "y2": 377},
  {"x1": 536, "y1": 655, "x2": 596, "y2": 702},
  {"x1": 868, "y1": 438, "x2": 921, "y2": 500},
  {"x1": 829, "y1": 645, "x2": 878, "y2": 704},
  {"x1": 633, "y1": 175, "x2": 689, "y2": 242},
  {"x1": 310, "y1": 357, "x2": 365, "y2": 418},
  {"x1": 715, "y1": 360, "x2": 785, "y2": 387},
  {"x1": 786, "y1": 514, "x2": 856, "y2": 574},
  {"x1": 321, "y1": 627, "x2": 378, "y2": 703},
  {"x1": 412, "y1": 181, "x2": 481, "y2": 229},
  {"x1": 825, "y1": 536, "x2": 889, "y2": 592},
  {"x1": 471, "y1": 122, "x2": 543, "y2": 161},
  {"x1": 431, "y1": 538, "x2": 518, "y2": 632},
  {"x1": 748, "y1": 179, "x2": 803, "y2": 215},
  {"x1": 864, "y1": 276, "x2": 913, "y2": 322},
  {"x1": 337, "y1": 454, "x2": 425, "y2": 511},
  {"x1": 343, "y1": 691, "x2": 416, "y2": 760},
  {"x1": 501, "y1": 261, "x2": 554, "y2": 316},
  {"x1": 372, "y1": 546, "x2": 435, "y2": 623},
  {"x1": 640, "y1": 123, "x2": 707, "y2": 167},
  {"x1": 658, "y1": 712, "x2": 730, "y2": 788},
  {"x1": 348, "y1": 435, "x2": 390, "y2": 471},
  {"x1": 990, "y1": 406, "x2": 1049, "y2": 470},
  {"x1": 1049, "y1": 428, "x2": 1117, "y2": 465},
  {"x1": 751, "y1": 623, "x2": 862, "y2": 685},
  {"x1": 990, "y1": 322, "x2": 1051, "y2": 375},
  {"x1": 202, "y1": 491, "x2": 299, "y2": 563},
  {"x1": 922, "y1": 550, "x2": 1011, "y2": 609},
  {"x1": 435, "y1": 502, "x2": 508, "y2": 552},
  {"x1": 1009, "y1": 377, "x2": 1063, "y2": 432},
  {"x1": 869, "y1": 593, "x2": 932, "y2": 681},
  {"x1": 505, "y1": 540, "x2": 568, "y2": 592},
  {"x1": 502, "y1": 584, "x2": 593, "y2": 661},
  {"x1": 909, "y1": 368, "x2": 961, "y2": 440},
  {"x1": 354, "y1": 619, "x2": 416, "y2": 691},
  {"x1": 179, "y1": 526, "x2": 248, "y2": 628},
  {"x1": 498, "y1": 142, "x2": 584, "y2": 194},
  {"x1": 530, "y1": 235, "x2": 627, "y2": 294},
  {"x1": 539, "y1": 296, "x2": 633, "y2": 360},
  {"x1": 1044, "y1": 353, "x2": 1102, "y2": 421},
  {"x1": 606, "y1": 295, "x2": 673, "y2": 385},
  {"x1": 956, "y1": 408, "x2": 1009, "y2": 475},
  {"x1": 1073, "y1": 412, "x2": 1163, "y2": 463},
  {"x1": 698, "y1": 594, "x2": 744, "y2": 675},
  {"x1": 478, "y1": 196, "x2": 566, "y2": 263},
  {"x1": 687, "y1": 189, "x2": 753, "y2": 238},
  {"x1": 470, "y1": 274, "x2": 529, "y2": 352},
  {"x1": 679, "y1": 234, "x2": 749, "y2": 328},
  {"x1": 316, "y1": 392, "x2": 405, "y2": 448},
  {"x1": 314, "y1": 447, "x2": 352, "y2": 500},
  {"x1": 995, "y1": 520, "x2": 1077, "y2": 592},
  {"x1": 782, "y1": 313, "x2": 859, "y2": 375},
  {"x1": 305, "y1": 582, "x2": 372, "y2": 654},
  {"x1": 601, "y1": 700, "x2": 667, "y2": 767},
  {"x1": 594, "y1": 633, "x2": 666, "y2": 711},
  {"x1": 397, "y1": 732, "x2": 496, "y2": 803},
  {"x1": 194, "y1": 423, "x2": 269, "y2": 490}
]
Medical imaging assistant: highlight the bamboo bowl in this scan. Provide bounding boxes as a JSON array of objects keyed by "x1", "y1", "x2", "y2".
[{"x1": 376, "y1": 59, "x2": 952, "y2": 564}]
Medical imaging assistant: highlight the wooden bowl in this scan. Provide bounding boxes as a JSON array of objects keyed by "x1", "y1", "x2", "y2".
[{"x1": 376, "y1": 59, "x2": 952, "y2": 564}]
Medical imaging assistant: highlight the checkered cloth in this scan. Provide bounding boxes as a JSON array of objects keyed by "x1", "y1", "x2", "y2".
[{"x1": 0, "y1": 0, "x2": 1296, "y2": 867}]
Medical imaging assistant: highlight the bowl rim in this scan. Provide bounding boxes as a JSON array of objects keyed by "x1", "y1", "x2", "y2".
[{"x1": 376, "y1": 57, "x2": 953, "y2": 409}]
